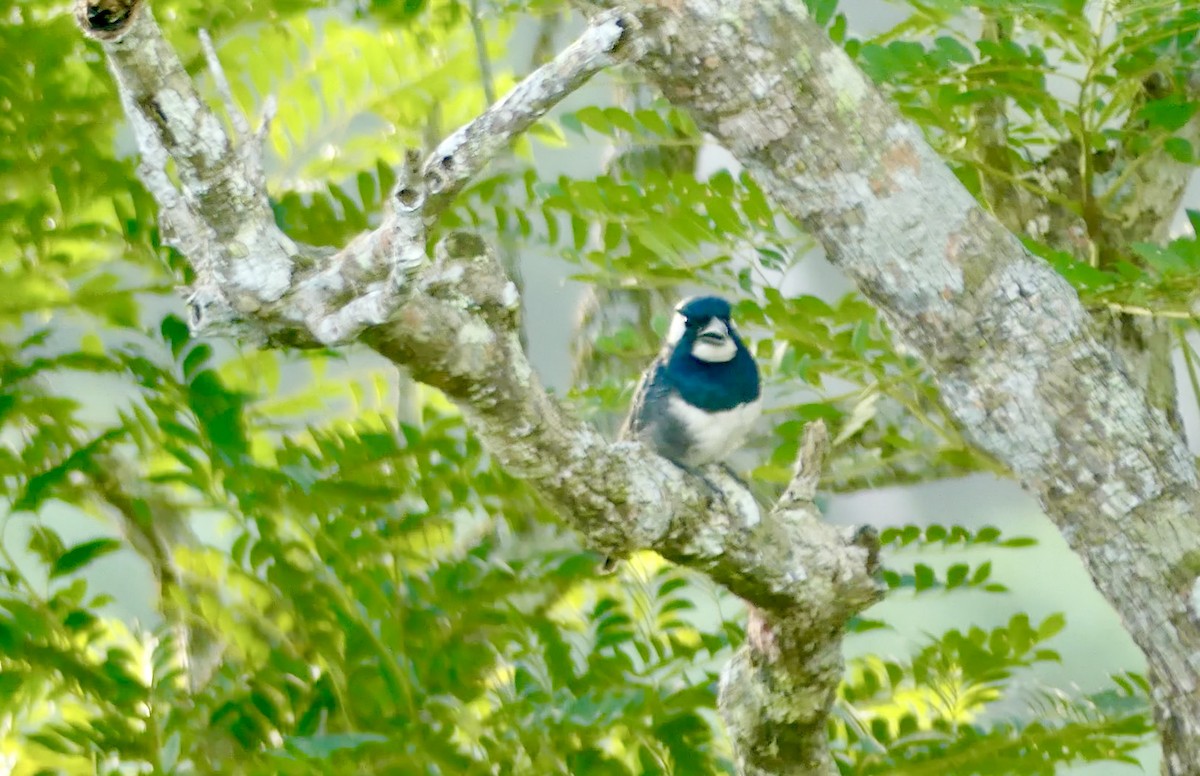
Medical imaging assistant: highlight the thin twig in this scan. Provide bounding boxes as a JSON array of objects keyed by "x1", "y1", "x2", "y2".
[
  {"x1": 256, "y1": 94, "x2": 277, "y2": 146},
  {"x1": 468, "y1": 0, "x2": 497, "y2": 106},
  {"x1": 1178, "y1": 326, "x2": 1200, "y2": 422},
  {"x1": 199, "y1": 29, "x2": 251, "y2": 142},
  {"x1": 1105, "y1": 301, "x2": 1200, "y2": 321},
  {"x1": 422, "y1": 11, "x2": 632, "y2": 215}
]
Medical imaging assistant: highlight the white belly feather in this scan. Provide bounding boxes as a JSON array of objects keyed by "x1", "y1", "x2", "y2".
[{"x1": 667, "y1": 395, "x2": 762, "y2": 465}]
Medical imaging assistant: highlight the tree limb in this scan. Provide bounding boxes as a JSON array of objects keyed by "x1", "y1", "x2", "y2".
[
  {"x1": 575, "y1": 1, "x2": 1200, "y2": 771},
  {"x1": 722, "y1": 423, "x2": 883, "y2": 776},
  {"x1": 75, "y1": 2, "x2": 883, "y2": 770},
  {"x1": 77, "y1": 0, "x2": 636, "y2": 347}
]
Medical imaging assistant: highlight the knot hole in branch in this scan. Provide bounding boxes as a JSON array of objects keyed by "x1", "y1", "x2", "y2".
[
  {"x1": 422, "y1": 156, "x2": 455, "y2": 196},
  {"x1": 395, "y1": 186, "x2": 423, "y2": 210},
  {"x1": 76, "y1": 0, "x2": 141, "y2": 40}
]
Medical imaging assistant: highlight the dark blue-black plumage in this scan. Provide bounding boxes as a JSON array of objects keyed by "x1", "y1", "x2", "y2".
[
  {"x1": 620, "y1": 295, "x2": 761, "y2": 468},
  {"x1": 601, "y1": 296, "x2": 762, "y2": 571}
]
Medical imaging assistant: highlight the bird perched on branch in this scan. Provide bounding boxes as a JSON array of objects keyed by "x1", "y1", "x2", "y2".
[{"x1": 603, "y1": 295, "x2": 762, "y2": 571}]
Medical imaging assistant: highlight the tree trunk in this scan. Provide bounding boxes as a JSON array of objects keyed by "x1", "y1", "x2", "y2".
[{"x1": 586, "y1": 1, "x2": 1200, "y2": 771}]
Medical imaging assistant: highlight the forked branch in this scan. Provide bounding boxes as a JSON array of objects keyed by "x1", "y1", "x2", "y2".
[{"x1": 75, "y1": 2, "x2": 883, "y2": 772}]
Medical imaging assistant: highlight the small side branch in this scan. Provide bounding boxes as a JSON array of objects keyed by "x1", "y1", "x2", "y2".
[
  {"x1": 422, "y1": 11, "x2": 634, "y2": 214},
  {"x1": 720, "y1": 422, "x2": 882, "y2": 776},
  {"x1": 76, "y1": 0, "x2": 294, "y2": 313},
  {"x1": 76, "y1": 1, "x2": 271, "y2": 240},
  {"x1": 778, "y1": 418, "x2": 828, "y2": 508},
  {"x1": 198, "y1": 28, "x2": 250, "y2": 143},
  {"x1": 76, "y1": 1, "x2": 635, "y2": 348}
]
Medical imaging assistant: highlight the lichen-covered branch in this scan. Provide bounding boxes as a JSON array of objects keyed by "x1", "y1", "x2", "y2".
[
  {"x1": 720, "y1": 423, "x2": 880, "y2": 776},
  {"x1": 575, "y1": 1, "x2": 1200, "y2": 771},
  {"x1": 77, "y1": 0, "x2": 633, "y2": 348},
  {"x1": 360, "y1": 236, "x2": 881, "y2": 622},
  {"x1": 76, "y1": 2, "x2": 883, "y2": 771},
  {"x1": 422, "y1": 11, "x2": 635, "y2": 214}
]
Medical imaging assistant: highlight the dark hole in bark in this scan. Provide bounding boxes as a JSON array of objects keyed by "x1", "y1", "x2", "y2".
[
  {"x1": 84, "y1": 0, "x2": 137, "y2": 32},
  {"x1": 609, "y1": 14, "x2": 631, "y2": 51},
  {"x1": 187, "y1": 299, "x2": 203, "y2": 329},
  {"x1": 148, "y1": 99, "x2": 168, "y2": 128},
  {"x1": 395, "y1": 187, "x2": 422, "y2": 209}
]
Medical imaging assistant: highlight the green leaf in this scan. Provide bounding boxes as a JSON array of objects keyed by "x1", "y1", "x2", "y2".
[
  {"x1": 182, "y1": 344, "x2": 212, "y2": 381},
  {"x1": 914, "y1": 563, "x2": 936, "y2": 591},
  {"x1": 1136, "y1": 99, "x2": 1199, "y2": 132},
  {"x1": 971, "y1": 560, "x2": 993, "y2": 585},
  {"x1": 1164, "y1": 137, "x2": 1194, "y2": 163},
  {"x1": 1132, "y1": 242, "x2": 1189, "y2": 273},
  {"x1": 559, "y1": 112, "x2": 584, "y2": 136},
  {"x1": 160, "y1": 315, "x2": 191, "y2": 358},
  {"x1": 50, "y1": 538, "x2": 122, "y2": 579},
  {"x1": 850, "y1": 320, "x2": 870, "y2": 355},
  {"x1": 946, "y1": 563, "x2": 969, "y2": 588},
  {"x1": 574, "y1": 106, "x2": 611, "y2": 135},
  {"x1": 809, "y1": 0, "x2": 838, "y2": 26},
  {"x1": 13, "y1": 428, "x2": 126, "y2": 512},
  {"x1": 834, "y1": 391, "x2": 878, "y2": 445},
  {"x1": 1038, "y1": 613, "x2": 1067, "y2": 640},
  {"x1": 635, "y1": 109, "x2": 670, "y2": 136}
]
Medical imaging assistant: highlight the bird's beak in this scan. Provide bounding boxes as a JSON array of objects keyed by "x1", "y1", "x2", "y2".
[{"x1": 697, "y1": 318, "x2": 729, "y2": 343}]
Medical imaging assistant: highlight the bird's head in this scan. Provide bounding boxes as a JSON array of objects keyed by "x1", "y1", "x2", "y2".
[{"x1": 666, "y1": 295, "x2": 742, "y2": 363}]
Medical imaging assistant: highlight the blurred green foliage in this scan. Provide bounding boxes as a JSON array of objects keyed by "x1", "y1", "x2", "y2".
[{"x1": 3, "y1": 0, "x2": 1194, "y2": 772}]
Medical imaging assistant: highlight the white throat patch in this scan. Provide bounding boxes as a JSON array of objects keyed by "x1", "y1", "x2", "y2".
[
  {"x1": 692, "y1": 317, "x2": 737, "y2": 363},
  {"x1": 691, "y1": 338, "x2": 737, "y2": 363}
]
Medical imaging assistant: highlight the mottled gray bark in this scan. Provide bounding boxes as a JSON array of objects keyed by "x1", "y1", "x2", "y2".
[
  {"x1": 717, "y1": 423, "x2": 866, "y2": 776},
  {"x1": 74, "y1": 2, "x2": 883, "y2": 771},
  {"x1": 573, "y1": 1, "x2": 1200, "y2": 772}
]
